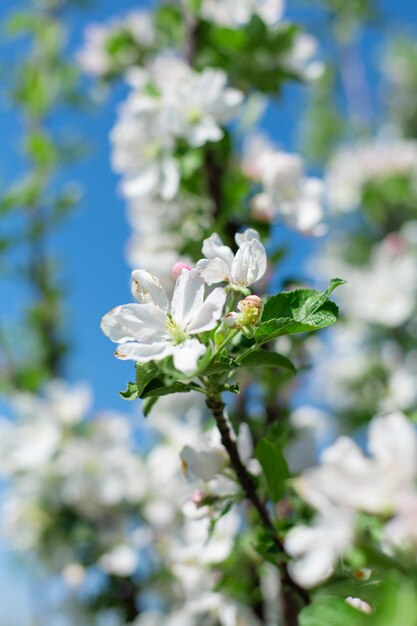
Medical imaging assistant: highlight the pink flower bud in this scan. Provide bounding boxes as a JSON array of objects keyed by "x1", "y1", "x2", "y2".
[
  {"x1": 237, "y1": 295, "x2": 263, "y2": 326},
  {"x1": 172, "y1": 262, "x2": 192, "y2": 279},
  {"x1": 191, "y1": 490, "x2": 205, "y2": 506}
]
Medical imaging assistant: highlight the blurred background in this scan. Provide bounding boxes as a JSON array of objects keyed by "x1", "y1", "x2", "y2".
[{"x1": 1, "y1": 0, "x2": 417, "y2": 624}]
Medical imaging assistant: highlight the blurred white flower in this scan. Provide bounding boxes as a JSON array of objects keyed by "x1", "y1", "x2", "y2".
[
  {"x1": 77, "y1": 11, "x2": 155, "y2": 77},
  {"x1": 99, "y1": 544, "x2": 139, "y2": 577},
  {"x1": 197, "y1": 229, "x2": 267, "y2": 288},
  {"x1": 201, "y1": 0, "x2": 285, "y2": 28},
  {"x1": 297, "y1": 411, "x2": 417, "y2": 515},
  {"x1": 181, "y1": 422, "x2": 259, "y2": 482},
  {"x1": 284, "y1": 509, "x2": 355, "y2": 588},
  {"x1": 181, "y1": 428, "x2": 228, "y2": 481},
  {"x1": 111, "y1": 104, "x2": 179, "y2": 201},
  {"x1": 101, "y1": 268, "x2": 226, "y2": 373},
  {"x1": 317, "y1": 235, "x2": 417, "y2": 327},
  {"x1": 243, "y1": 135, "x2": 326, "y2": 235},
  {"x1": 128, "y1": 57, "x2": 243, "y2": 148},
  {"x1": 282, "y1": 33, "x2": 325, "y2": 81},
  {"x1": 326, "y1": 138, "x2": 417, "y2": 212}
]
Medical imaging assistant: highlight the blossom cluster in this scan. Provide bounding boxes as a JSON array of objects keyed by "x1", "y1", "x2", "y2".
[
  {"x1": 243, "y1": 134, "x2": 326, "y2": 235},
  {"x1": 101, "y1": 229, "x2": 266, "y2": 374},
  {"x1": 286, "y1": 411, "x2": 417, "y2": 590}
]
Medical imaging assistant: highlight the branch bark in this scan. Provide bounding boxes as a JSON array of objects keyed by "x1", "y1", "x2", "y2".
[{"x1": 206, "y1": 394, "x2": 309, "y2": 626}]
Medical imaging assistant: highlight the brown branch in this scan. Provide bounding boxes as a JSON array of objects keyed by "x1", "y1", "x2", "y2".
[{"x1": 206, "y1": 395, "x2": 309, "y2": 626}]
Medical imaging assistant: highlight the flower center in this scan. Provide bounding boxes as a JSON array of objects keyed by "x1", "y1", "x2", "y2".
[
  {"x1": 187, "y1": 106, "x2": 203, "y2": 123},
  {"x1": 143, "y1": 142, "x2": 162, "y2": 160},
  {"x1": 166, "y1": 318, "x2": 188, "y2": 345}
]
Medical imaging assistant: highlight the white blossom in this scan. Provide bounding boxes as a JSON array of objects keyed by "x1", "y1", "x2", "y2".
[
  {"x1": 201, "y1": 0, "x2": 285, "y2": 29},
  {"x1": 297, "y1": 411, "x2": 417, "y2": 515},
  {"x1": 284, "y1": 509, "x2": 355, "y2": 588},
  {"x1": 316, "y1": 235, "x2": 417, "y2": 327},
  {"x1": 77, "y1": 11, "x2": 155, "y2": 77},
  {"x1": 243, "y1": 135, "x2": 326, "y2": 235},
  {"x1": 326, "y1": 138, "x2": 417, "y2": 212},
  {"x1": 111, "y1": 104, "x2": 179, "y2": 201},
  {"x1": 282, "y1": 33, "x2": 325, "y2": 81},
  {"x1": 197, "y1": 229, "x2": 267, "y2": 288},
  {"x1": 127, "y1": 57, "x2": 243, "y2": 148},
  {"x1": 101, "y1": 268, "x2": 226, "y2": 374},
  {"x1": 99, "y1": 544, "x2": 139, "y2": 577},
  {"x1": 180, "y1": 423, "x2": 258, "y2": 482}
]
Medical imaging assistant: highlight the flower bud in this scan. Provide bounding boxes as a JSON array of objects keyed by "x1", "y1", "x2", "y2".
[
  {"x1": 237, "y1": 295, "x2": 263, "y2": 326},
  {"x1": 172, "y1": 262, "x2": 192, "y2": 279},
  {"x1": 223, "y1": 295, "x2": 263, "y2": 331}
]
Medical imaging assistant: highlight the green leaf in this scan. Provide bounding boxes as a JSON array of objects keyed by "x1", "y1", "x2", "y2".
[
  {"x1": 255, "y1": 439, "x2": 289, "y2": 503},
  {"x1": 142, "y1": 396, "x2": 158, "y2": 417},
  {"x1": 299, "y1": 598, "x2": 366, "y2": 626},
  {"x1": 255, "y1": 279, "x2": 345, "y2": 344},
  {"x1": 141, "y1": 379, "x2": 192, "y2": 398},
  {"x1": 136, "y1": 362, "x2": 160, "y2": 396},
  {"x1": 119, "y1": 382, "x2": 139, "y2": 401},
  {"x1": 239, "y1": 350, "x2": 296, "y2": 373}
]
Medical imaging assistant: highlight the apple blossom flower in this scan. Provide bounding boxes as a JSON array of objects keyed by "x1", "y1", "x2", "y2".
[
  {"x1": 181, "y1": 429, "x2": 228, "y2": 481},
  {"x1": 101, "y1": 268, "x2": 226, "y2": 374},
  {"x1": 326, "y1": 138, "x2": 417, "y2": 212},
  {"x1": 315, "y1": 235, "x2": 417, "y2": 327},
  {"x1": 111, "y1": 104, "x2": 179, "y2": 200},
  {"x1": 181, "y1": 423, "x2": 260, "y2": 483},
  {"x1": 297, "y1": 411, "x2": 417, "y2": 516},
  {"x1": 284, "y1": 509, "x2": 355, "y2": 588},
  {"x1": 77, "y1": 11, "x2": 155, "y2": 77},
  {"x1": 201, "y1": 0, "x2": 285, "y2": 29},
  {"x1": 197, "y1": 229, "x2": 267, "y2": 289},
  {"x1": 243, "y1": 135, "x2": 326, "y2": 235},
  {"x1": 282, "y1": 33, "x2": 325, "y2": 81},
  {"x1": 127, "y1": 57, "x2": 244, "y2": 148}
]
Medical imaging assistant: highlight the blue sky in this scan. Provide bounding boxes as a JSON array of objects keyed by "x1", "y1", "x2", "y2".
[{"x1": 1, "y1": 0, "x2": 416, "y2": 416}]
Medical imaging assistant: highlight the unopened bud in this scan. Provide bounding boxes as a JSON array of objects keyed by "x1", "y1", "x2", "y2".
[
  {"x1": 172, "y1": 262, "x2": 192, "y2": 279},
  {"x1": 223, "y1": 296, "x2": 263, "y2": 331},
  {"x1": 237, "y1": 295, "x2": 263, "y2": 326}
]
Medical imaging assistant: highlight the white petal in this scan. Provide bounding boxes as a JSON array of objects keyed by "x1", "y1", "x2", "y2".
[
  {"x1": 288, "y1": 546, "x2": 335, "y2": 588},
  {"x1": 369, "y1": 411, "x2": 417, "y2": 483},
  {"x1": 187, "y1": 288, "x2": 227, "y2": 334},
  {"x1": 181, "y1": 437, "x2": 227, "y2": 481},
  {"x1": 115, "y1": 341, "x2": 173, "y2": 363},
  {"x1": 160, "y1": 158, "x2": 180, "y2": 200},
  {"x1": 231, "y1": 239, "x2": 267, "y2": 286},
  {"x1": 202, "y1": 233, "x2": 234, "y2": 266},
  {"x1": 172, "y1": 339, "x2": 206, "y2": 374},
  {"x1": 235, "y1": 228, "x2": 261, "y2": 247},
  {"x1": 237, "y1": 423, "x2": 253, "y2": 463},
  {"x1": 101, "y1": 304, "x2": 168, "y2": 343},
  {"x1": 131, "y1": 269, "x2": 169, "y2": 310},
  {"x1": 197, "y1": 258, "x2": 233, "y2": 285},
  {"x1": 121, "y1": 165, "x2": 159, "y2": 198},
  {"x1": 171, "y1": 269, "x2": 205, "y2": 327}
]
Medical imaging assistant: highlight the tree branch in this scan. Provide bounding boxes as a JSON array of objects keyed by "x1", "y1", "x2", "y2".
[{"x1": 206, "y1": 394, "x2": 309, "y2": 626}]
